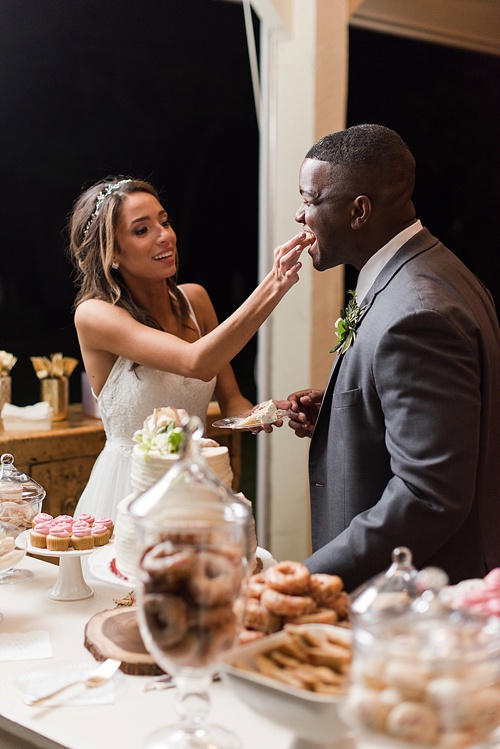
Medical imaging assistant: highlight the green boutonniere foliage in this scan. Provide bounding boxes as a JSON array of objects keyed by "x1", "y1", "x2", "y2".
[{"x1": 330, "y1": 290, "x2": 365, "y2": 355}]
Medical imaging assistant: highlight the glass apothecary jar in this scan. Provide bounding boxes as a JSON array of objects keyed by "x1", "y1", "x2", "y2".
[
  {"x1": 0, "y1": 453, "x2": 46, "y2": 531},
  {"x1": 345, "y1": 565, "x2": 500, "y2": 748}
]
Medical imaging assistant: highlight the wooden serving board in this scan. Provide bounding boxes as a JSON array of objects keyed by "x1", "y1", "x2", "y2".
[{"x1": 84, "y1": 606, "x2": 164, "y2": 676}]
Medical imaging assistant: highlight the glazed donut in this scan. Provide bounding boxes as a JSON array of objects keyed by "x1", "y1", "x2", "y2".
[
  {"x1": 188, "y1": 551, "x2": 240, "y2": 607},
  {"x1": 247, "y1": 572, "x2": 267, "y2": 599},
  {"x1": 141, "y1": 543, "x2": 196, "y2": 591},
  {"x1": 243, "y1": 597, "x2": 282, "y2": 633},
  {"x1": 142, "y1": 592, "x2": 188, "y2": 649},
  {"x1": 265, "y1": 561, "x2": 311, "y2": 595},
  {"x1": 189, "y1": 602, "x2": 235, "y2": 630},
  {"x1": 286, "y1": 607, "x2": 339, "y2": 625},
  {"x1": 261, "y1": 587, "x2": 316, "y2": 618},
  {"x1": 329, "y1": 591, "x2": 351, "y2": 620},
  {"x1": 309, "y1": 573, "x2": 344, "y2": 606}
]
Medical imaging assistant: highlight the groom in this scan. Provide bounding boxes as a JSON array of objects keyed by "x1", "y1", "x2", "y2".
[{"x1": 285, "y1": 124, "x2": 500, "y2": 592}]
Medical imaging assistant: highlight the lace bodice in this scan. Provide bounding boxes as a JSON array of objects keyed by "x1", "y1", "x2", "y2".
[{"x1": 74, "y1": 293, "x2": 216, "y2": 520}]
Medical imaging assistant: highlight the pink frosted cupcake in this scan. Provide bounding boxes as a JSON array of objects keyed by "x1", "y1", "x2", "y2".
[
  {"x1": 32, "y1": 512, "x2": 53, "y2": 528},
  {"x1": 76, "y1": 513, "x2": 95, "y2": 526},
  {"x1": 46, "y1": 527, "x2": 71, "y2": 551},
  {"x1": 91, "y1": 522, "x2": 110, "y2": 547},
  {"x1": 94, "y1": 517, "x2": 114, "y2": 537},
  {"x1": 30, "y1": 521, "x2": 52, "y2": 548},
  {"x1": 71, "y1": 524, "x2": 94, "y2": 550},
  {"x1": 53, "y1": 514, "x2": 74, "y2": 526}
]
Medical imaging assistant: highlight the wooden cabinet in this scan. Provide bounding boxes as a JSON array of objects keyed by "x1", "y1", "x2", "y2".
[{"x1": 0, "y1": 402, "x2": 241, "y2": 519}]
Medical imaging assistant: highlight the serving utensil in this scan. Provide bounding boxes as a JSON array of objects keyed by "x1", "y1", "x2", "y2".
[{"x1": 25, "y1": 658, "x2": 121, "y2": 706}]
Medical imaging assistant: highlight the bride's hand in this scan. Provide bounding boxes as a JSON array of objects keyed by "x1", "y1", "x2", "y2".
[{"x1": 272, "y1": 231, "x2": 313, "y2": 288}]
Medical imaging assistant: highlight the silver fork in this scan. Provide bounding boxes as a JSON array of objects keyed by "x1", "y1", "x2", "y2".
[{"x1": 25, "y1": 658, "x2": 121, "y2": 706}]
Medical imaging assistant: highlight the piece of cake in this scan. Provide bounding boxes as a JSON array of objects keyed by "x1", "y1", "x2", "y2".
[{"x1": 237, "y1": 399, "x2": 279, "y2": 427}]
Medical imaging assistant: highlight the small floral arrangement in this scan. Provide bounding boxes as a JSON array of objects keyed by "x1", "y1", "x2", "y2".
[
  {"x1": 133, "y1": 407, "x2": 187, "y2": 456},
  {"x1": 330, "y1": 290, "x2": 366, "y2": 355},
  {"x1": 30, "y1": 353, "x2": 79, "y2": 380},
  {"x1": 0, "y1": 350, "x2": 17, "y2": 377}
]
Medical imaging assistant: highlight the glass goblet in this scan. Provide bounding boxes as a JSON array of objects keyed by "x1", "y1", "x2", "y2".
[{"x1": 135, "y1": 517, "x2": 248, "y2": 749}]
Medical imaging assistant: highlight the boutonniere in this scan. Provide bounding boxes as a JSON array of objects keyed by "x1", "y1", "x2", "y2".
[{"x1": 330, "y1": 290, "x2": 366, "y2": 355}]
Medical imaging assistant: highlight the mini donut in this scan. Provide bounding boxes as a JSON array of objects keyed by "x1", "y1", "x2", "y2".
[
  {"x1": 309, "y1": 573, "x2": 344, "y2": 606},
  {"x1": 286, "y1": 607, "x2": 339, "y2": 625},
  {"x1": 265, "y1": 560, "x2": 311, "y2": 595},
  {"x1": 141, "y1": 543, "x2": 196, "y2": 591},
  {"x1": 189, "y1": 602, "x2": 235, "y2": 630},
  {"x1": 247, "y1": 572, "x2": 266, "y2": 599},
  {"x1": 243, "y1": 596, "x2": 282, "y2": 633},
  {"x1": 188, "y1": 550, "x2": 240, "y2": 607},
  {"x1": 328, "y1": 590, "x2": 351, "y2": 620},
  {"x1": 386, "y1": 700, "x2": 440, "y2": 745},
  {"x1": 142, "y1": 592, "x2": 188, "y2": 649},
  {"x1": 261, "y1": 587, "x2": 316, "y2": 617},
  {"x1": 197, "y1": 618, "x2": 238, "y2": 666}
]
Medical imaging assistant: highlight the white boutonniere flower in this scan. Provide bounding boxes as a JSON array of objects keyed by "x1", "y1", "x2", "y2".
[{"x1": 330, "y1": 290, "x2": 366, "y2": 355}]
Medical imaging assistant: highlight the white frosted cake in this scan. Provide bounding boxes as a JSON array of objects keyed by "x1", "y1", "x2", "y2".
[{"x1": 114, "y1": 406, "x2": 243, "y2": 581}]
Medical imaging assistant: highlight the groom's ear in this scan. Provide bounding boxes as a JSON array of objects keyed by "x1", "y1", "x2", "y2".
[{"x1": 350, "y1": 195, "x2": 371, "y2": 229}]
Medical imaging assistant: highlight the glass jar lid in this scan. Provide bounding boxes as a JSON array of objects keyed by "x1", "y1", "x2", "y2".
[{"x1": 0, "y1": 453, "x2": 46, "y2": 503}]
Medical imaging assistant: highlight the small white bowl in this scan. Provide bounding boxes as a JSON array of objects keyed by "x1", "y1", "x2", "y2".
[{"x1": 219, "y1": 624, "x2": 355, "y2": 749}]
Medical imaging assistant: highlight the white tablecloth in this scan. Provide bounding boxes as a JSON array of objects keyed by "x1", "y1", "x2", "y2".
[{"x1": 0, "y1": 553, "x2": 373, "y2": 749}]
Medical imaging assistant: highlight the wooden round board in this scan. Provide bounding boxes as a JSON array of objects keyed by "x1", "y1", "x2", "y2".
[{"x1": 84, "y1": 606, "x2": 164, "y2": 676}]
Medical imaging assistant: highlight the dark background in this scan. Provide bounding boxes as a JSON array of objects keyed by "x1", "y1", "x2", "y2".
[{"x1": 1, "y1": 1, "x2": 499, "y2": 496}]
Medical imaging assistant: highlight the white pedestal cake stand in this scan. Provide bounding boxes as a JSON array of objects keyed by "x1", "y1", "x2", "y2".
[{"x1": 18, "y1": 531, "x2": 95, "y2": 601}]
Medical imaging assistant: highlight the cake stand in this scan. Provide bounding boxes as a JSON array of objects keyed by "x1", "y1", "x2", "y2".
[{"x1": 18, "y1": 531, "x2": 95, "y2": 601}]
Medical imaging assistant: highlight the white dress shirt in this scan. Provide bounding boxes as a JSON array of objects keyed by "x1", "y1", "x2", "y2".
[{"x1": 355, "y1": 220, "x2": 423, "y2": 304}]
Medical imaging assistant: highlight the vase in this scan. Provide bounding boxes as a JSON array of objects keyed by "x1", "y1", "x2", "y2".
[
  {"x1": 0, "y1": 376, "x2": 12, "y2": 414},
  {"x1": 41, "y1": 377, "x2": 69, "y2": 422}
]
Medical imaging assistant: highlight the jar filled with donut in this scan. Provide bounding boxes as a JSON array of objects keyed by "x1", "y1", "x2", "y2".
[
  {"x1": 345, "y1": 565, "x2": 500, "y2": 748},
  {"x1": 131, "y1": 415, "x2": 253, "y2": 672}
]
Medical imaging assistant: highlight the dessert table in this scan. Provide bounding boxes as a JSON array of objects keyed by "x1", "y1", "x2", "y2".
[{"x1": 0, "y1": 554, "x2": 365, "y2": 749}]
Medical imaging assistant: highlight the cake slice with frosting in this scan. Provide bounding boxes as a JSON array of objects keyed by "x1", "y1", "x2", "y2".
[{"x1": 238, "y1": 399, "x2": 279, "y2": 427}]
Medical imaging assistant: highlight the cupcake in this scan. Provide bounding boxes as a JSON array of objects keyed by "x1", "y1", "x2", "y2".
[
  {"x1": 94, "y1": 516, "x2": 114, "y2": 537},
  {"x1": 71, "y1": 524, "x2": 94, "y2": 550},
  {"x1": 53, "y1": 514, "x2": 74, "y2": 526},
  {"x1": 91, "y1": 522, "x2": 110, "y2": 546},
  {"x1": 30, "y1": 521, "x2": 52, "y2": 548},
  {"x1": 76, "y1": 513, "x2": 95, "y2": 526},
  {"x1": 32, "y1": 512, "x2": 53, "y2": 528},
  {"x1": 46, "y1": 527, "x2": 71, "y2": 551}
]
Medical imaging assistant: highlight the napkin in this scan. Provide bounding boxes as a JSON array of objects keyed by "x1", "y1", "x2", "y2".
[
  {"x1": 17, "y1": 662, "x2": 122, "y2": 706},
  {"x1": 0, "y1": 630, "x2": 53, "y2": 661},
  {"x1": 1, "y1": 402, "x2": 52, "y2": 431}
]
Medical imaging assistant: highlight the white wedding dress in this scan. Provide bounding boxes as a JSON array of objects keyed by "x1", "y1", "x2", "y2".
[{"x1": 74, "y1": 299, "x2": 216, "y2": 521}]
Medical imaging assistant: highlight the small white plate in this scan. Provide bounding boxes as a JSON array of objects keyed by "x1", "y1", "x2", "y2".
[{"x1": 212, "y1": 410, "x2": 288, "y2": 430}]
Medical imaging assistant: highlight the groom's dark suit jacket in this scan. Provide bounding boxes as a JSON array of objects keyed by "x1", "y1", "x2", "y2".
[{"x1": 306, "y1": 228, "x2": 500, "y2": 591}]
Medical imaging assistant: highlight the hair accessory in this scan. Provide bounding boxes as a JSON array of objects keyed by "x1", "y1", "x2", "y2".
[
  {"x1": 111, "y1": 261, "x2": 119, "y2": 270},
  {"x1": 83, "y1": 179, "x2": 133, "y2": 237}
]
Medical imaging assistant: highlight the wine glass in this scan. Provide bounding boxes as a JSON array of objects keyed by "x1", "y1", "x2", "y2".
[
  {"x1": 0, "y1": 522, "x2": 33, "y2": 585},
  {"x1": 135, "y1": 514, "x2": 249, "y2": 749}
]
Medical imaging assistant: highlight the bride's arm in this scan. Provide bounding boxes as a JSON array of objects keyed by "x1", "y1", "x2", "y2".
[{"x1": 75, "y1": 231, "x2": 308, "y2": 383}]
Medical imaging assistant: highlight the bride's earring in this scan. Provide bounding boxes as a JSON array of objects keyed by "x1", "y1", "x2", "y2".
[{"x1": 111, "y1": 261, "x2": 119, "y2": 270}]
